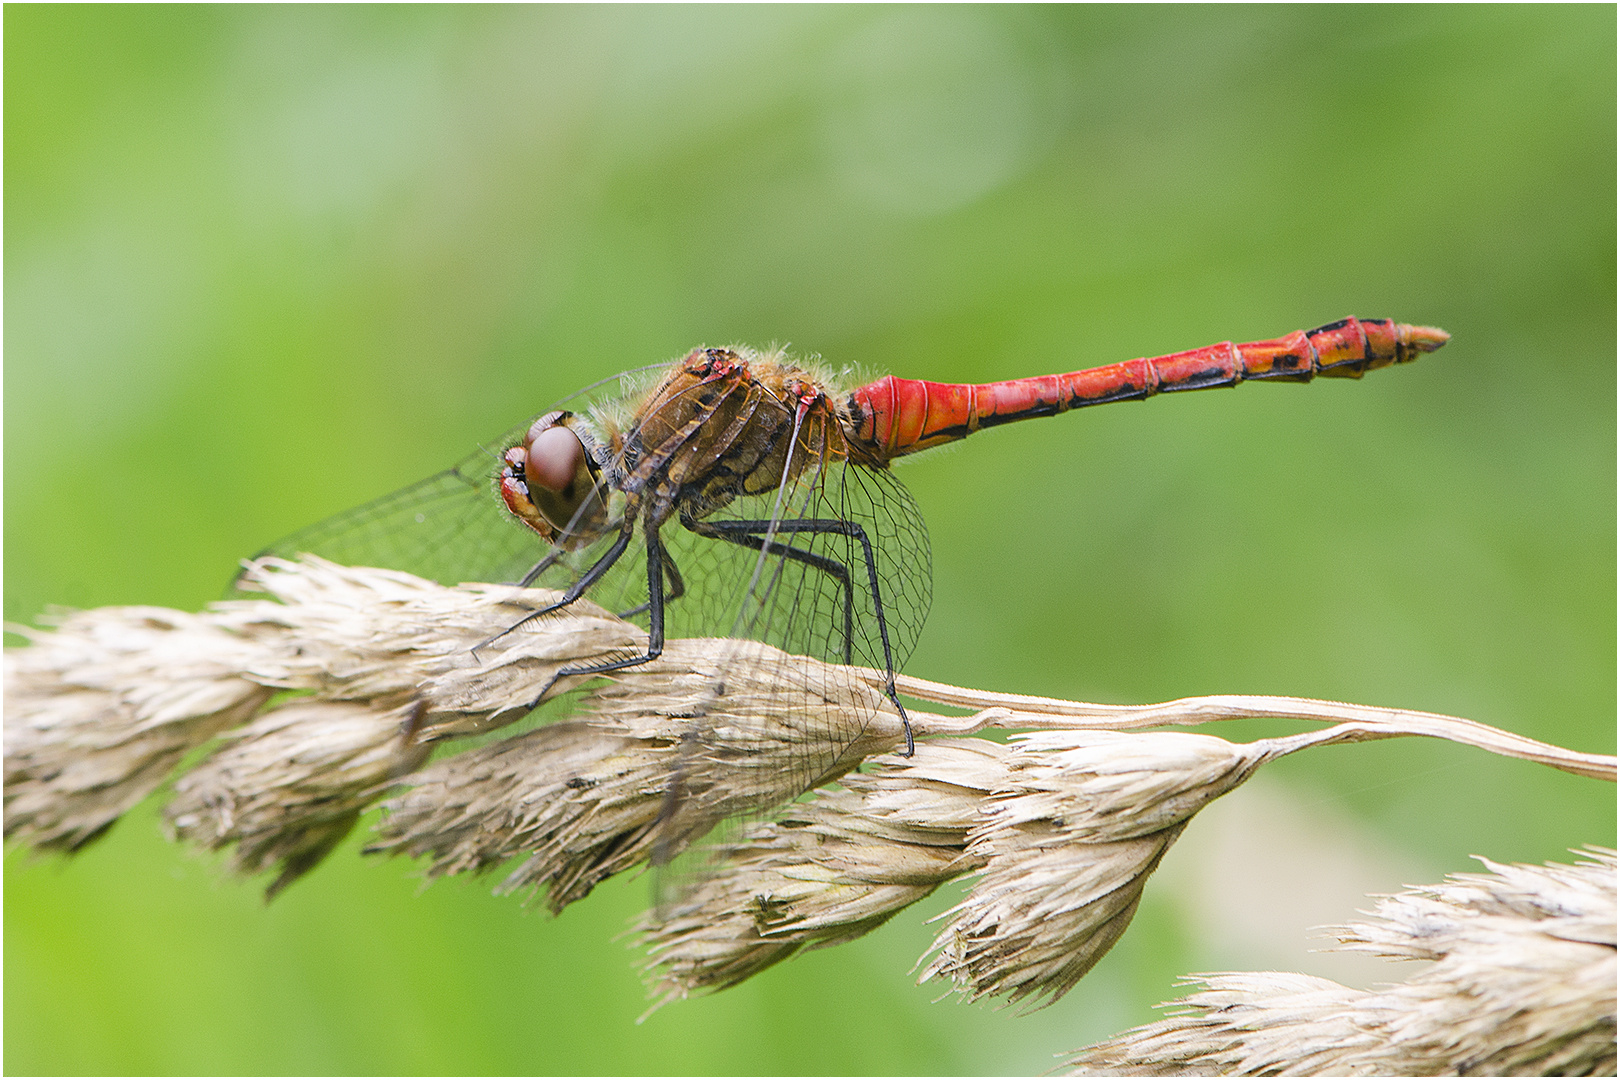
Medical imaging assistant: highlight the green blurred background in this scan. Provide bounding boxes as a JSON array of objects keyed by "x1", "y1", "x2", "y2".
[{"x1": 6, "y1": 6, "x2": 1614, "y2": 1075}]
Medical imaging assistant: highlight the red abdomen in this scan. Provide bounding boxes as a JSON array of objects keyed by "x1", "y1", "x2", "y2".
[{"x1": 847, "y1": 317, "x2": 1449, "y2": 462}]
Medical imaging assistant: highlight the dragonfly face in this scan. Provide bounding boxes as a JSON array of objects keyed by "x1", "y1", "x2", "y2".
[{"x1": 499, "y1": 411, "x2": 614, "y2": 550}]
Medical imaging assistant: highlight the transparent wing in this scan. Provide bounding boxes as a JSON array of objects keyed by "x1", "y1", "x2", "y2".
[
  {"x1": 632, "y1": 454, "x2": 934, "y2": 892},
  {"x1": 241, "y1": 358, "x2": 934, "y2": 907},
  {"x1": 244, "y1": 420, "x2": 545, "y2": 590},
  {"x1": 241, "y1": 363, "x2": 670, "y2": 592}
]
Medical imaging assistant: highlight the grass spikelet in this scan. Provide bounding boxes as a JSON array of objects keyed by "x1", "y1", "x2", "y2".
[
  {"x1": 637, "y1": 738, "x2": 1007, "y2": 1010},
  {"x1": 1062, "y1": 848, "x2": 1617, "y2": 1076},
  {"x1": 919, "y1": 730, "x2": 1278, "y2": 1009},
  {"x1": 5, "y1": 607, "x2": 275, "y2": 851},
  {"x1": 368, "y1": 638, "x2": 906, "y2": 913},
  {"x1": 165, "y1": 699, "x2": 431, "y2": 897}
]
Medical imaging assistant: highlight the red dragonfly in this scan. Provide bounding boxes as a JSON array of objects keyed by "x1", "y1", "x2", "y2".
[{"x1": 257, "y1": 317, "x2": 1447, "y2": 789}]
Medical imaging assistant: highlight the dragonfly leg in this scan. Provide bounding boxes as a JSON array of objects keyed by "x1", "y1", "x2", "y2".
[
  {"x1": 618, "y1": 548, "x2": 686, "y2": 620},
  {"x1": 683, "y1": 516, "x2": 856, "y2": 665},
  {"x1": 685, "y1": 515, "x2": 913, "y2": 756},
  {"x1": 521, "y1": 526, "x2": 669, "y2": 710},
  {"x1": 475, "y1": 519, "x2": 636, "y2": 656},
  {"x1": 517, "y1": 548, "x2": 564, "y2": 588}
]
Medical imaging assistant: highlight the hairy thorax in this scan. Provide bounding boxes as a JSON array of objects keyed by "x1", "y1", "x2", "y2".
[{"x1": 626, "y1": 348, "x2": 859, "y2": 525}]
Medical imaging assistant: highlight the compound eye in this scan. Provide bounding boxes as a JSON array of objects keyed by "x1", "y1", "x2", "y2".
[{"x1": 525, "y1": 422, "x2": 584, "y2": 495}]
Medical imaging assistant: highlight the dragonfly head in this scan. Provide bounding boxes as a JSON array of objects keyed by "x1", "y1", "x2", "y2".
[{"x1": 500, "y1": 411, "x2": 611, "y2": 546}]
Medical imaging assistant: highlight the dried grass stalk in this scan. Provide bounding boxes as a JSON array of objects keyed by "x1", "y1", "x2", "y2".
[
  {"x1": 4, "y1": 556, "x2": 1614, "y2": 1030},
  {"x1": 886, "y1": 674, "x2": 1617, "y2": 782},
  {"x1": 1062, "y1": 848, "x2": 1617, "y2": 1077}
]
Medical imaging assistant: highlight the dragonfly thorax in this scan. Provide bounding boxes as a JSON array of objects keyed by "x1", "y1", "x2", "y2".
[{"x1": 626, "y1": 348, "x2": 855, "y2": 526}]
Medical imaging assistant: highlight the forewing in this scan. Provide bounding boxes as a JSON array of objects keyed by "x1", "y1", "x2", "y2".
[
  {"x1": 240, "y1": 364, "x2": 669, "y2": 592},
  {"x1": 243, "y1": 423, "x2": 538, "y2": 589}
]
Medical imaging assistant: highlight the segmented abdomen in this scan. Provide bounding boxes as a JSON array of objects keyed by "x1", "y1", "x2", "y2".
[{"x1": 847, "y1": 317, "x2": 1450, "y2": 462}]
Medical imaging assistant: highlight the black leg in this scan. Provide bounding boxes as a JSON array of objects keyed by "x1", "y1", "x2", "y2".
[
  {"x1": 518, "y1": 548, "x2": 564, "y2": 588},
  {"x1": 618, "y1": 546, "x2": 685, "y2": 619},
  {"x1": 686, "y1": 515, "x2": 913, "y2": 756},
  {"x1": 518, "y1": 516, "x2": 628, "y2": 588},
  {"x1": 476, "y1": 520, "x2": 635, "y2": 655},
  {"x1": 684, "y1": 516, "x2": 856, "y2": 664},
  {"x1": 521, "y1": 525, "x2": 670, "y2": 710}
]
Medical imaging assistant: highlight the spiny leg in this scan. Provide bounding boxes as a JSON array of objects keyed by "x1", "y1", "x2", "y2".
[
  {"x1": 683, "y1": 516, "x2": 855, "y2": 665},
  {"x1": 523, "y1": 524, "x2": 670, "y2": 710},
  {"x1": 619, "y1": 547, "x2": 686, "y2": 620},
  {"x1": 476, "y1": 519, "x2": 635, "y2": 655},
  {"x1": 686, "y1": 514, "x2": 913, "y2": 755},
  {"x1": 518, "y1": 512, "x2": 626, "y2": 587},
  {"x1": 518, "y1": 547, "x2": 565, "y2": 588}
]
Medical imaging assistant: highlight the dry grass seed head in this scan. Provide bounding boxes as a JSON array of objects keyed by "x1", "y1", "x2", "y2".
[
  {"x1": 230, "y1": 558, "x2": 650, "y2": 738},
  {"x1": 372, "y1": 636, "x2": 907, "y2": 914},
  {"x1": 165, "y1": 698, "x2": 431, "y2": 897},
  {"x1": 4, "y1": 606, "x2": 275, "y2": 851},
  {"x1": 1063, "y1": 848, "x2": 1618, "y2": 1076},
  {"x1": 638, "y1": 738, "x2": 1009, "y2": 1009},
  {"x1": 921, "y1": 730, "x2": 1274, "y2": 1009}
]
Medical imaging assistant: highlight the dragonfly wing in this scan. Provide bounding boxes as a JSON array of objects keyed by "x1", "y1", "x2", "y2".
[
  {"x1": 240, "y1": 354, "x2": 932, "y2": 906},
  {"x1": 641, "y1": 455, "x2": 933, "y2": 888},
  {"x1": 239, "y1": 358, "x2": 674, "y2": 593},
  {"x1": 240, "y1": 421, "x2": 546, "y2": 591},
  {"x1": 692, "y1": 457, "x2": 932, "y2": 675}
]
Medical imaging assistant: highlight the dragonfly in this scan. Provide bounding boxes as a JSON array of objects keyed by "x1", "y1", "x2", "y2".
[{"x1": 253, "y1": 316, "x2": 1448, "y2": 829}]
